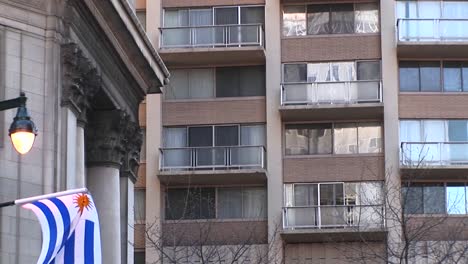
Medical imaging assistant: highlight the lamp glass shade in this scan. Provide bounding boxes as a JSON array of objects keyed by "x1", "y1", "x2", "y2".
[{"x1": 10, "y1": 131, "x2": 35, "y2": 154}]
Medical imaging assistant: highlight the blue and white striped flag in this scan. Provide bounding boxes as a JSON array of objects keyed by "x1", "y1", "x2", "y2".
[{"x1": 21, "y1": 188, "x2": 101, "y2": 264}]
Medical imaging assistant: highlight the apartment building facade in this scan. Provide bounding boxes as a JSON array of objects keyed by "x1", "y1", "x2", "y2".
[{"x1": 136, "y1": 0, "x2": 468, "y2": 263}]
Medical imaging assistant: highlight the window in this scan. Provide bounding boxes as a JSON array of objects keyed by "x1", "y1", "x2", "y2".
[
  {"x1": 216, "y1": 66, "x2": 265, "y2": 97},
  {"x1": 165, "y1": 66, "x2": 265, "y2": 99},
  {"x1": 218, "y1": 187, "x2": 267, "y2": 219},
  {"x1": 165, "y1": 188, "x2": 216, "y2": 220},
  {"x1": 397, "y1": 1, "x2": 468, "y2": 19},
  {"x1": 166, "y1": 187, "x2": 267, "y2": 220},
  {"x1": 402, "y1": 183, "x2": 468, "y2": 215},
  {"x1": 286, "y1": 182, "x2": 383, "y2": 207},
  {"x1": 283, "y1": 60, "x2": 380, "y2": 83},
  {"x1": 134, "y1": 189, "x2": 146, "y2": 221},
  {"x1": 399, "y1": 61, "x2": 468, "y2": 92},
  {"x1": 134, "y1": 251, "x2": 145, "y2": 264},
  {"x1": 283, "y1": 3, "x2": 379, "y2": 36},
  {"x1": 285, "y1": 122, "x2": 382, "y2": 156}
]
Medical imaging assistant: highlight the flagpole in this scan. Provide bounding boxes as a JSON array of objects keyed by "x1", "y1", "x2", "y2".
[{"x1": 0, "y1": 188, "x2": 88, "y2": 208}]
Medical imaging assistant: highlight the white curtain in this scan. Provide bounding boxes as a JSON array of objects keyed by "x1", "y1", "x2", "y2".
[
  {"x1": 163, "y1": 128, "x2": 189, "y2": 168},
  {"x1": 422, "y1": 120, "x2": 445, "y2": 164},
  {"x1": 217, "y1": 188, "x2": 243, "y2": 218},
  {"x1": 189, "y1": 69, "x2": 214, "y2": 99},
  {"x1": 242, "y1": 188, "x2": 267, "y2": 218},
  {"x1": 165, "y1": 70, "x2": 189, "y2": 99},
  {"x1": 234, "y1": 125, "x2": 265, "y2": 167},
  {"x1": 400, "y1": 120, "x2": 422, "y2": 164},
  {"x1": 190, "y1": 9, "x2": 213, "y2": 46},
  {"x1": 163, "y1": 10, "x2": 190, "y2": 46},
  {"x1": 442, "y1": 2, "x2": 468, "y2": 39}
]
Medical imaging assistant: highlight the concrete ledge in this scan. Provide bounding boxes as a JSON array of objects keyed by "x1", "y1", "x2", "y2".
[{"x1": 281, "y1": 228, "x2": 387, "y2": 243}]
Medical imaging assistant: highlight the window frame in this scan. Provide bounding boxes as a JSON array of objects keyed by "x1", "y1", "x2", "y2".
[
  {"x1": 282, "y1": 2, "x2": 380, "y2": 37},
  {"x1": 402, "y1": 182, "x2": 468, "y2": 215},
  {"x1": 164, "y1": 186, "x2": 268, "y2": 221},
  {"x1": 284, "y1": 122, "x2": 383, "y2": 156},
  {"x1": 281, "y1": 60, "x2": 382, "y2": 83},
  {"x1": 399, "y1": 60, "x2": 468, "y2": 93}
]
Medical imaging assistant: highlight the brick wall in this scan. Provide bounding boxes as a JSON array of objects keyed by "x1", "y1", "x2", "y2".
[
  {"x1": 281, "y1": 35, "x2": 381, "y2": 62},
  {"x1": 399, "y1": 93, "x2": 468, "y2": 119},
  {"x1": 162, "y1": 97, "x2": 266, "y2": 126},
  {"x1": 283, "y1": 155, "x2": 385, "y2": 182}
]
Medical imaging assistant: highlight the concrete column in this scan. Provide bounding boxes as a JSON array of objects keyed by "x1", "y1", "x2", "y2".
[
  {"x1": 265, "y1": 0, "x2": 284, "y2": 263},
  {"x1": 120, "y1": 178, "x2": 135, "y2": 264},
  {"x1": 76, "y1": 124, "x2": 86, "y2": 187},
  {"x1": 63, "y1": 108, "x2": 77, "y2": 189},
  {"x1": 85, "y1": 109, "x2": 143, "y2": 264},
  {"x1": 381, "y1": 1, "x2": 402, "y2": 263},
  {"x1": 87, "y1": 166, "x2": 121, "y2": 264},
  {"x1": 145, "y1": 94, "x2": 163, "y2": 263}
]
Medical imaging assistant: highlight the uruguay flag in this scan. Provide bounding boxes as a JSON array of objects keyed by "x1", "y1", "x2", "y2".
[{"x1": 21, "y1": 188, "x2": 101, "y2": 264}]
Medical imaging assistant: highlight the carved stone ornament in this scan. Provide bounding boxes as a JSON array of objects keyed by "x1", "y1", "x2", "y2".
[
  {"x1": 120, "y1": 120, "x2": 143, "y2": 183},
  {"x1": 85, "y1": 110, "x2": 130, "y2": 168},
  {"x1": 61, "y1": 43, "x2": 101, "y2": 125}
]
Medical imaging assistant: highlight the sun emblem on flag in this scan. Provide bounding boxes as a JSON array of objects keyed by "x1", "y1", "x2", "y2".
[{"x1": 74, "y1": 193, "x2": 93, "y2": 216}]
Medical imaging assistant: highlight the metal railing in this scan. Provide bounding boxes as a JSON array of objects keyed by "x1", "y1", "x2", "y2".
[
  {"x1": 280, "y1": 81, "x2": 382, "y2": 106},
  {"x1": 397, "y1": 18, "x2": 468, "y2": 42},
  {"x1": 159, "y1": 145, "x2": 266, "y2": 171},
  {"x1": 160, "y1": 24, "x2": 264, "y2": 48},
  {"x1": 282, "y1": 205, "x2": 384, "y2": 230},
  {"x1": 400, "y1": 142, "x2": 468, "y2": 166}
]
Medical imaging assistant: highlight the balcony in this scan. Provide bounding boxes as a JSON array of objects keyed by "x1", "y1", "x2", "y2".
[
  {"x1": 158, "y1": 145, "x2": 266, "y2": 185},
  {"x1": 397, "y1": 19, "x2": 468, "y2": 58},
  {"x1": 279, "y1": 81, "x2": 383, "y2": 121},
  {"x1": 400, "y1": 142, "x2": 468, "y2": 179},
  {"x1": 281, "y1": 205, "x2": 386, "y2": 243},
  {"x1": 159, "y1": 24, "x2": 265, "y2": 66}
]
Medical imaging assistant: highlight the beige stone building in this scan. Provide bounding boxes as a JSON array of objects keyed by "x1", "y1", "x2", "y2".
[
  {"x1": 0, "y1": 0, "x2": 168, "y2": 263},
  {"x1": 136, "y1": 0, "x2": 468, "y2": 263}
]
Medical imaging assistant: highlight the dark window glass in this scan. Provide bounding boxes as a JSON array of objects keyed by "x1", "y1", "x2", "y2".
[
  {"x1": 402, "y1": 186, "x2": 423, "y2": 214},
  {"x1": 423, "y1": 185, "x2": 445, "y2": 214},
  {"x1": 215, "y1": 7, "x2": 238, "y2": 25},
  {"x1": 215, "y1": 126, "x2": 239, "y2": 146},
  {"x1": 166, "y1": 188, "x2": 215, "y2": 220},
  {"x1": 330, "y1": 4, "x2": 354, "y2": 34},
  {"x1": 294, "y1": 184, "x2": 318, "y2": 206},
  {"x1": 357, "y1": 61, "x2": 381, "y2": 80},
  {"x1": 189, "y1": 126, "x2": 212, "y2": 147},
  {"x1": 216, "y1": 67, "x2": 240, "y2": 97},
  {"x1": 284, "y1": 64, "x2": 307, "y2": 82},
  {"x1": 239, "y1": 66, "x2": 266, "y2": 96},
  {"x1": 420, "y1": 62, "x2": 441, "y2": 91},
  {"x1": 134, "y1": 252, "x2": 145, "y2": 264},
  {"x1": 399, "y1": 62, "x2": 420, "y2": 91},
  {"x1": 463, "y1": 64, "x2": 468, "y2": 91},
  {"x1": 241, "y1": 6, "x2": 264, "y2": 24},
  {"x1": 307, "y1": 5, "x2": 330, "y2": 34},
  {"x1": 320, "y1": 183, "x2": 344, "y2": 205},
  {"x1": 216, "y1": 66, "x2": 265, "y2": 97},
  {"x1": 444, "y1": 62, "x2": 462, "y2": 92}
]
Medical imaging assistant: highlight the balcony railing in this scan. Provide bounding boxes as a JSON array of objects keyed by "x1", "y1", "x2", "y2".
[
  {"x1": 398, "y1": 18, "x2": 468, "y2": 42},
  {"x1": 159, "y1": 145, "x2": 266, "y2": 171},
  {"x1": 160, "y1": 24, "x2": 264, "y2": 49},
  {"x1": 401, "y1": 142, "x2": 468, "y2": 167},
  {"x1": 280, "y1": 81, "x2": 382, "y2": 106},
  {"x1": 282, "y1": 205, "x2": 384, "y2": 229}
]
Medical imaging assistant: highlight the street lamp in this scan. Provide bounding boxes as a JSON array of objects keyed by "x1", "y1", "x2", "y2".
[{"x1": 0, "y1": 92, "x2": 37, "y2": 154}]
